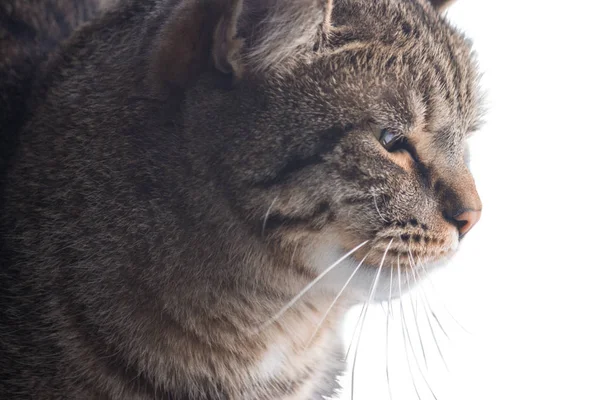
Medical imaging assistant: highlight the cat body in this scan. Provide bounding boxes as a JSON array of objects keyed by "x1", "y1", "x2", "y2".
[
  {"x1": 0, "y1": 0, "x2": 112, "y2": 184},
  {"x1": 0, "y1": 0, "x2": 482, "y2": 398}
]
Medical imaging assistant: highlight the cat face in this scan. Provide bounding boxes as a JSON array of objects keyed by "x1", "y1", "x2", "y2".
[{"x1": 157, "y1": 0, "x2": 482, "y2": 299}]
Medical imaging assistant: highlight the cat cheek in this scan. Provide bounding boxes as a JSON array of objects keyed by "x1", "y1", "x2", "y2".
[{"x1": 375, "y1": 145, "x2": 414, "y2": 171}]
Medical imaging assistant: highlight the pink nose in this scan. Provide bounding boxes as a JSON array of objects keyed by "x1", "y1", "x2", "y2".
[{"x1": 453, "y1": 209, "x2": 481, "y2": 237}]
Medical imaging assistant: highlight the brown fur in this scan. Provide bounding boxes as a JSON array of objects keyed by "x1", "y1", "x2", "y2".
[
  {"x1": 0, "y1": 0, "x2": 112, "y2": 186},
  {"x1": 0, "y1": 0, "x2": 483, "y2": 398}
]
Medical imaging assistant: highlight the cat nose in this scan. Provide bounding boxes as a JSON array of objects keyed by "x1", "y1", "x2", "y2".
[
  {"x1": 451, "y1": 209, "x2": 481, "y2": 237},
  {"x1": 438, "y1": 163, "x2": 482, "y2": 238}
]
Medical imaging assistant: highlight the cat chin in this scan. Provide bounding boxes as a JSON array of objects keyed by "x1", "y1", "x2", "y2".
[{"x1": 303, "y1": 239, "x2": 454, "y2": 305}]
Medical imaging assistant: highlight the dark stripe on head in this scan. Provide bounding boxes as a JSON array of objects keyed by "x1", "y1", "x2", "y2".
[
  {"x1": 261, "y1": 201, "x2": 333, "y2": 234},
  {"x1": 255, "y1": 126, "x2": 347, "y2": 188}
]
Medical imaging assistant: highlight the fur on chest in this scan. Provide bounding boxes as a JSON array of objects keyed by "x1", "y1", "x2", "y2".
[{"x1": 247, "y1": 326, "x2": 345, "y2": 400}]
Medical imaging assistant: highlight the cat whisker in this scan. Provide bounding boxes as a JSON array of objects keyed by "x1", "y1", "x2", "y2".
[
  {"x1": 430, "y1": 309, "x2": 450, "y2": 340},
  {"x1": 351, "y1": 239, "x2": 392, "y2": 400},
  {"x1": 413, "y1": 257, "x2": 450, "y2": 340},
  {"x1": 408, "y1": 258, "x2": 450, "y2": 340},
  {"x1": 419, "y1": 259, "x2": 471, "y2": 336},
  {"x1": 400, "y1": 252, "x2": 439, "y2": 400},
  {"x1": 386, "y1": 260, "x2": 394, "y2": 400},
  {"x1": 344, "y1": 300, "x2": 368, "y2": 362},
  {"x1": 305, "y1": 254, "x2": 369, "y2": 349},
  {"x1": 343, "y1": 253, "x2": 376, "y2": 362},
  {"x1": 261, "y1": 196, "x2": 279, "y2": 237},
  {"x1": 371, "y1": 190, "x2": 388, "y2": 223},
  {"x1": 401, "y1": 317, "x2": 424, "y2": 400},
  {"x1": 257, "y1": 240, "x2": 369, "y2": 332},
  {"x1": 420, "y1": 312, "x2": 449, "y2": 395},
  {"x1": 396, "y1": 254, "x2": 403, "y2": 305},
  {"x1": 412, "y1": 260, "x2": 450, "y2": 371},
  {"x1": 380, "y1": 302, "x2": 388, "y2": 315},
  {"x1": 289, "y1": 242, "x2": 299, "y2": 267},
  {"x1": 398, "y1": 255, "x2": 423, "y2": 400},
  {"x1": 408, "y1": 249, "x2": 428, "y2": 370}
]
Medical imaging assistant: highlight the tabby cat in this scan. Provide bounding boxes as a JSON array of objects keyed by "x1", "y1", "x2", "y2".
[
  {"x1": 0, "y1": 0, "x2": 482, "y2": 399},
  {"x1": 0, "y1": 0, "x2": 111, "y2": 184}
]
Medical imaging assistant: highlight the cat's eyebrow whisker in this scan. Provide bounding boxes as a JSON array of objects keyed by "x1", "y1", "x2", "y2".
[
  {"x1": 305, "y1": 254, "x2": 369, "y2": 349},
  {"x1": 261, "y1": 196, "x2": 279, "y2": 237},
  {"x1": 258, "y1": 240, "x2": 369, "y2": 332},
  {"x1": 408, "y1": 249, "x2": 428, "y2": 371},
  {"x1": 351, "y1": 239, "x2": 392, "y2": 400}
]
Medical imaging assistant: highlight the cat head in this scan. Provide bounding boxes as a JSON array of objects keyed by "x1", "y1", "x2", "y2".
[{"x1": 151, "y1": 0, "x2": 482, "y2": 298}]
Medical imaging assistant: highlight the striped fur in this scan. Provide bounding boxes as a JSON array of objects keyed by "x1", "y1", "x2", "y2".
[
  {"x1": 0, "y1": 0, "x2": 483, "y2": 398},
  {"x1": 0, "y1": 0, "x2": 112, "y2": 187}
]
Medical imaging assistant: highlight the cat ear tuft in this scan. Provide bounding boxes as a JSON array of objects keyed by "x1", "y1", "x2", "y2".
[
  {"x1": 428, "y1": 0, "x2": 456, "y2": 12},
  {"x1": 150, "y1": 0, "x2": 227, "y2": 89},
  {"x1": 214, "y1": 0, "x2": 334, "y2": 76},
  {"x1": 150, "y1": 0, "x2": 333, "y2": 89}
]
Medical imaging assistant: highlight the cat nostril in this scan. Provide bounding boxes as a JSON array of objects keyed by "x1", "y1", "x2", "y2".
[{"x1": 452, "y1": 209, "x2": 481, "y2": 237}]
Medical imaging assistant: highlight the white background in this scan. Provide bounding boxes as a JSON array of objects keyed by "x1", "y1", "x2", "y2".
[{"x1": 339, "y1": 1, "x2": 600, "y2": 399}]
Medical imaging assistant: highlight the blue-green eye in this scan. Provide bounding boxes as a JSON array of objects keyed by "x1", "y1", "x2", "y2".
[
  {"x1": 379, "y1": 128, "x2": 397, "y2": 148},
  {"x1": 373, "y1": 127, "x2": 408, "y2": 152}
]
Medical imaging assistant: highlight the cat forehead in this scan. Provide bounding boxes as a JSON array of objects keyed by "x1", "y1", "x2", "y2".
[
  {"x1": 344, "y1": 0, "x2": 481, "y2": 133},
  {"x1": 253, "y1": 0, "x2": 481, "y2": 154},
  {"x1": 330, "y1": 0, "x2": 458, "y2": 42},
  {"x1": 275, "y1": 24, "x2": 478, "y2": 137},
  {"x1": 325, "y1": 0, "x2": 482, "y2": 133}
]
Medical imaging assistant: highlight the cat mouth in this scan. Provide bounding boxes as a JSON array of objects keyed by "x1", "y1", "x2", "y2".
[
  {"x1": 345, "y1": 232, "x2": 459, "y2": 271},
  {"x1": 351, "y1": 246, "x2": 454, "y2": 271}
]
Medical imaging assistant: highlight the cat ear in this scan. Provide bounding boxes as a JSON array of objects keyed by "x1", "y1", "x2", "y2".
[
  {"x1": 213, "y1": 0, "x2": 333, "y2": 76},
  {"x1": 428, "y1": 0, "x2": 456, "y2": 12},
  {"x1": 151, "y1": 0, "x2": 227, "y2": 88},
  {"x1": 151, "y1": 0, "x2": 332, "y2": 88}
]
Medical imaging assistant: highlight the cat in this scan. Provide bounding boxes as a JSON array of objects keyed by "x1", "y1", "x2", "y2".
[
  {"x1": 0, "y1": 0, "x2": 113, "y2": 186},
  {"x1": 0, "y1": 0, "x2": 483, "y2": 399}
]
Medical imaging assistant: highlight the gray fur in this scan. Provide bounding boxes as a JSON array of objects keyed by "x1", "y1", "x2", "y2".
[{"x1": 0, "y1": 0, "x2": 483, "y2": 398}]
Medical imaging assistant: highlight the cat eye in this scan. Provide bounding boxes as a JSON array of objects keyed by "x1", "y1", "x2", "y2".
[{"x1": 372, "y1": 127, "x2": 411, "y2": 154}]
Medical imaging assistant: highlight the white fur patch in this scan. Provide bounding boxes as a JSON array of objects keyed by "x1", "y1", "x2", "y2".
[
  {"x1": 302, "y1": 235, "x2": 458, "y2": 304},
  {"x1": 303, "y1": 239, "x2": 401, "y2": 303},
  {"x1": 256, "y1": 342, "x2": 287, "y2": 380}
]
